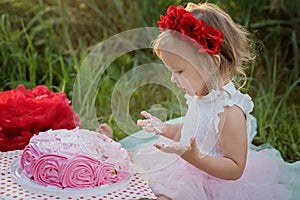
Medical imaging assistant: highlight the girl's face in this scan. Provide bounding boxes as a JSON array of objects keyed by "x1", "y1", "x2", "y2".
[{"x1": 159, "y1": 50, "x2": 207, "y2": 96}]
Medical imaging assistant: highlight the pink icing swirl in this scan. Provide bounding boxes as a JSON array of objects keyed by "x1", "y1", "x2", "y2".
[
  {"x1": 32, "y1": 154, "x2": 67, "y2": 188},
  {"x1": 61, "y1": 155, "x2": 101, "y2": 188},
  {"x1": 20, "y1": 144, "x2": 41, "y2": 178},
  {"x1": 95, "y1": 162, "x2": 122, "y2": 185}
]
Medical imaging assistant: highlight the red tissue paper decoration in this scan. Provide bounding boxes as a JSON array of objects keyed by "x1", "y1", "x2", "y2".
[{"x1": 0, "y1": 84, "x2": 80, "y2": 151}]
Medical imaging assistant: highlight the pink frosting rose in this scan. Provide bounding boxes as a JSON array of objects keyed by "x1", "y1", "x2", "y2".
[
  {"x1": 61, "y1": 155, "x2": 100, "y2": 188},
  {"x1": 95, "y1": 162, "x2": 128, "y2": 185},
  {"x1": 20, "y1": 144, "x2": 41, "y2": 178},
  {"x1": 32, "y1": 154, "x2": 67, "y2": 188}
]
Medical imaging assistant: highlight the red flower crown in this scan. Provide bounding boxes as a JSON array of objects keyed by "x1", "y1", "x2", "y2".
[{"x1": 158, "y1": 5, "x2": 223, "y2": 54}]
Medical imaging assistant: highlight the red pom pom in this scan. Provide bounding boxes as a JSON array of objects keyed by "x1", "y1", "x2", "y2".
[{"x1": 0, "y1": 85, "x2": 80, "y2": 151}]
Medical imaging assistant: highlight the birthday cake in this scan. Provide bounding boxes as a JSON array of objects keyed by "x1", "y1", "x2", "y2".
[{"x1": 20, "y1": 128, "x2": 130, "y2": 189}]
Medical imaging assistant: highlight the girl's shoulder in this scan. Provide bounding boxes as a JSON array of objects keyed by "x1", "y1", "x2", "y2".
[
  {"x1": 183, "y1": 81, "x2": 254, "y2": 119},
  {"x1": 222, "y1": 82, "x2": 254, "y2": 115}
]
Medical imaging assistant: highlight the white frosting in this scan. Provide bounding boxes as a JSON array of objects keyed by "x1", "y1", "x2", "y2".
[{"x1": 30, "y1": 128, "x2": 129, "y2": 166}]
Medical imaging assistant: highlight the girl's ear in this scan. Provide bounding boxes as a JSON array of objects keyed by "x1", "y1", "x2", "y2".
[{"x1": 213, "y1": 55, "x2": 221, "y2": 68}]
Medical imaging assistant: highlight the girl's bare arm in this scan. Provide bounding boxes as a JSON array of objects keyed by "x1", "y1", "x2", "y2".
[
  {"x1": 156, "y1": 105, "x2": 248, "y2": 180},
  {"x1": 182, "y1": 106, "x2": 248, "y2": 180},
  {"x1": 161, "y1": 123, "x2": 183, "y2": 141}
]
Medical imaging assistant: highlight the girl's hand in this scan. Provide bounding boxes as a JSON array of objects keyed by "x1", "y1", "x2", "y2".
[
  {"x1": 154, "y1": 137, "x2": 201, "y2": 163},
  {"x1": 96, "y1": 123, "x2": 113, "y2": 138},
  {"x1": 137, "y1": 111, "x2": 166, "y2": 134}
]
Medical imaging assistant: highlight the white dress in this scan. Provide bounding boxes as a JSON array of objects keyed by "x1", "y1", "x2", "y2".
[{"x1": 132, "y1": 82, "x2": 291, "y2": 200}]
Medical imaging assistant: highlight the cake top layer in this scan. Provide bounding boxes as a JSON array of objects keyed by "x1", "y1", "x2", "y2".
[{"x1": 29, "y1": 128, "x2": 129, "y2": 165}]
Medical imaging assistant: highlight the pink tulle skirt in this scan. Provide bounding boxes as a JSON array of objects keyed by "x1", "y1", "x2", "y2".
[{"x1": 132, "y1": 141, "x2": 291, "y2": 200}]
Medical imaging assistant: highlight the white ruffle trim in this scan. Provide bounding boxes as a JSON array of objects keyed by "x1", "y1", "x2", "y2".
[{"x1": 212, "y1": 89, "x2": 254, "y2": 136}]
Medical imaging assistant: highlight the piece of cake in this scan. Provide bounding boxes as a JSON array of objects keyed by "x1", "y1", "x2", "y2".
[{"x1": 20, "y1": 128, "x2": 130, "y2": 188}]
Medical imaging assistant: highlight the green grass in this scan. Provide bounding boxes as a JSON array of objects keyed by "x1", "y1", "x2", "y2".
[{"x1": 0, "y1": 0, "x2": 299, "y2": 162}]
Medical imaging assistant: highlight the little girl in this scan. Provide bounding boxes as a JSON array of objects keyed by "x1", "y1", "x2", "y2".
[{"x1": 135, "y1": 2, "x2": 291, "y2": 200}]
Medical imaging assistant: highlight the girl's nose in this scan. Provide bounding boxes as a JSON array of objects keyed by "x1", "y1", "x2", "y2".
[{"x1": 171, "y1": 74, "x2": 177, "y2": 83}]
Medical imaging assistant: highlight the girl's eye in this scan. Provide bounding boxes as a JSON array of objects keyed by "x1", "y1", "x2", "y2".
[{"x1": 176, "y1": 70, "x2": 183, "y2": 74}]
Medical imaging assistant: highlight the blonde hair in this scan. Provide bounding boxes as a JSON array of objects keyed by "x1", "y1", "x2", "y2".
[{"x1": 153, "y1": 2, "x2": 255, "y2": 89}]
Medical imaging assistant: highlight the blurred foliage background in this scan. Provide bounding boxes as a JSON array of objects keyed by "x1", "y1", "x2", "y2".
[{"x1": 0, "y1": 0, "x2": 299, "y2": 162}]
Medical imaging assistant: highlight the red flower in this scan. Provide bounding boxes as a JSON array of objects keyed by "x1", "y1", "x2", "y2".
[
  {"x1": 178, "y1": 13, "x2": 205, "y2": 43},
  {"x1": 157, "y1": 5, "x2": 223, "y2": 54},
  {"x1": 201, "y1": 26, "x2": 224, "y2": 54},
  {"x1": 0, "y1": 85, "x2": 80, "y2": 152},
  {"x1": 158, "y1": 5, "x2": 188, "y2": 32}
]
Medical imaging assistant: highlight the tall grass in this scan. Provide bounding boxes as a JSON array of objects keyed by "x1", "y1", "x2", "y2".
[{"x1": 0, "y1": 0, "x2": 299, "y2": 162}]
